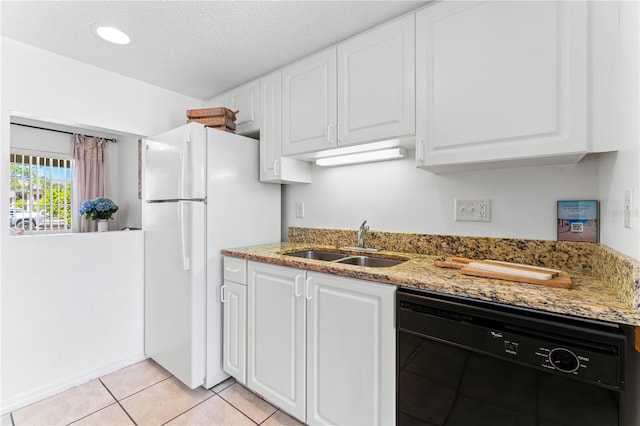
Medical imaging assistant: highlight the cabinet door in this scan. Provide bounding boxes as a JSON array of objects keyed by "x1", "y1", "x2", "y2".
[
  {"x1": 259, "y1": 72, "x2": 312, "y2": 183},
  {"x1": 260, "y1": 72, "x2": 282, "y2": 181},
  {"x1": 229, "y1": 80, "x2": 260, "y2": 136},
  {"x1": 282, "y1": 48, "x2": 338, "y2": 156},
  {"x1": 247, "y1": 262, "x2": 306, "y2": 421},
  {"x1": 338, "y1": 14, "x2": 415, "y2": 147},
  {"x1": 416, "y1": 1, "x2": 588, "y2": 171},
  {"x1": 204, "y1": 93, "x2": 229, "y2": 110},
  {"x1": 222, "y1": 280, "x2": 246, "y2": 384},
  {"x1": 306, "y1": 272, "x2": 396, "y2": 426}
]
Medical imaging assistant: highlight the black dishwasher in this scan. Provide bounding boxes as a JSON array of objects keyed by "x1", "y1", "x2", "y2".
[{"x1": 397, "y1": 288, "x2": 640, "y2": 426}]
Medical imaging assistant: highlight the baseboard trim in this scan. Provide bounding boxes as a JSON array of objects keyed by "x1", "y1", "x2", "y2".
[{"x1": 0, "y1": 353, "x2": 146, "y2": 415}]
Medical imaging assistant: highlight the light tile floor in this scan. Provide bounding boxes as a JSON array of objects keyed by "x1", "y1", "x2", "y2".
[{"x1": 5, "y1": 360, "x2": 304, "y2": 426}]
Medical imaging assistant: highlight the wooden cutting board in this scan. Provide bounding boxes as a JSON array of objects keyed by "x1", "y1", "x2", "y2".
[{"x1": 435, "y1": 257, "x2": 572, "y2": 289}]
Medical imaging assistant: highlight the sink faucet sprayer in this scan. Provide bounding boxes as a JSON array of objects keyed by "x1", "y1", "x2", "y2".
[{"x1": 357, "y1": 220, "x2": 369, "y2": 248}]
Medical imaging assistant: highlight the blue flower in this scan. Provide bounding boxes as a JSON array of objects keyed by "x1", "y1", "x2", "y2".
[{"x1": 78, "y1": 197, "x2": 119, "y2": 220}]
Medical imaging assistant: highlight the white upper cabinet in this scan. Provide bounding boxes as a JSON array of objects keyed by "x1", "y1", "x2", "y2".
[
  {"x1": 228, "y1": 80, "x2": 260, "y2": 136},
  {"x1": 338, "y1": 14, "x2": 415, "y2": 147},
  {"x1": 282, "y1": 15, "x2": 415, "y2": 158},
  {"x1": 205, "y1": 80, "x2": 260, "y2": 136},
  {"x1": 416, "y1": 1, "x2": 594, "y2": 172},
  {"x1": 259, "y1": 71, "x2": 312, "y2": 183},
  {"x1": 282, "y1": 49, "x2": 338, "y2": 156}
]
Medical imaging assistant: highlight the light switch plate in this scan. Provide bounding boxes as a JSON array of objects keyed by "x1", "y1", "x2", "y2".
[
  {"x1": 455, "y1": 199, "x2": 491, "y2": 222},
  {"x1": 295, "y1": 201, "x2": 305, "y2": 218}
]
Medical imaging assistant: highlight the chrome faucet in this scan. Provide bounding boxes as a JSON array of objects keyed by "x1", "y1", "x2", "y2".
[{"x1": 357, "y1": 220, "x2": 369, "y2": 248}]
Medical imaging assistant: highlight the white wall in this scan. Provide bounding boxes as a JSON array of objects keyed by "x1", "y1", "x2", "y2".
[
  {"x1": 1, "y1": 37, "x2": 200, "y2": 138},
  {"x1": 0, "y1": 37, "x2": 202, "y2": 413},
  {"x1": 1, "y1": 231, "x2": 144, "y2": 414},
  {"x1": 9, "y1": 124, "x2": 72, "y2": 156},
  {"x1": 283, "y1": 151, "x2": 602, "y2": 241},
  {"x1": 117, "y1": 135, "x2": 143, "y2": 229},
  {"x1": 598, "y1": 1, "x2": 640, "y2": 260}
]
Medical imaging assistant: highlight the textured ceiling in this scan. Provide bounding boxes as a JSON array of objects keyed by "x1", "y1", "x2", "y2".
[{"x1": 1, "y1": 1, "x2": 429, "y2": 100}]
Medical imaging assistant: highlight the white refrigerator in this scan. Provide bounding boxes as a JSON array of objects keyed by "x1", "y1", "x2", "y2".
[{"x1": 143, "y1": 122, "x2": 280, "y2": 389}]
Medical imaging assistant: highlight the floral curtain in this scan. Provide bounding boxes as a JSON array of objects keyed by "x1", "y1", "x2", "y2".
[{"x1": 72, "y1": 135, "x2": 106, "y2": 232}]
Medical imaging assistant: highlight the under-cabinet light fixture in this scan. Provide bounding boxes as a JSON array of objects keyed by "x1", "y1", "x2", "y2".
[
  {"x1": 91, "y1": 24, "x2": 132, "y2": 45},
  {"x1": 315, "y1": 147, "x2": 407, "y2": 167}
]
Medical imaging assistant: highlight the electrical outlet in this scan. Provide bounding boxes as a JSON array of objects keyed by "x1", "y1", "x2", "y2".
[
  {"x1": 455, "y1": 199, "x2": 491, "y2": 222},
  {"x1": 624, "y1": 190, "x2": 632, "y2": 229},
  {"x1": 295, "y1": 201, "x2": 305, "y2": 218}
]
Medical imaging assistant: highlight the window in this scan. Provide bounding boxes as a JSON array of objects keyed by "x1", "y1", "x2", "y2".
[{"x1": 9, "y1": 153, "x2": 72, "y2": 232}]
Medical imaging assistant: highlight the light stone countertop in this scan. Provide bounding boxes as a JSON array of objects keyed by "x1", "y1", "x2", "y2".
[{"x1": 222, "y1": 242, "x2": 640, "y2": 326}]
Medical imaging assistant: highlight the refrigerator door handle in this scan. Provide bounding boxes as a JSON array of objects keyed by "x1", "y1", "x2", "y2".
[
  {"x1": 178, "y1": 202, "x2": 190, "y2": 271},
  {"x1": 179, "y1": 131, "x2": 191, "y2": 199},
  {"x1": 220, "y1": 285, "x2": 227, "y2": 303}
]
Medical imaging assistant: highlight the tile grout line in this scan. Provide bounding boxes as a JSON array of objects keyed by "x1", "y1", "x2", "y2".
[
  {"x1": 216, "y1": 385, "x2": 267, "y2": 425},
  {"x1": 159, "y1": 376, "x2": 242, "y2": 426},
  {"x1": 215, "y1": 395, "x2": 259, "y2": 426},
  {"x1": 97, "y1": 378, "x2": 138, "y2": 426},
  {"x1": 210, "y1": 379, "x2": 236, "y2": 395},
  {"x1": 259, "y1": 410, "x2": 279, "y2": 425},
  {"x1": 63, "y1": 401, "x2": 120, "y2": 426},
  {"x1": 159, "y1": 392, "x2": 217, "y2": 426},
  {"x1": 113, "y1": 375, "x2": 174, "y2": 403}
]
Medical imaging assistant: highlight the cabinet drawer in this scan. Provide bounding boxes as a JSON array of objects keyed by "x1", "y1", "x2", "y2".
[{"x1": 223, "y1": 257, "x2": 247, "y2": 285}]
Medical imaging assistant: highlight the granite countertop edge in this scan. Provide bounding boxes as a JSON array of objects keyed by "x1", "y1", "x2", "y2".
[{"x1": 222, "y1": 242, "x2": 640, "y2": 327}]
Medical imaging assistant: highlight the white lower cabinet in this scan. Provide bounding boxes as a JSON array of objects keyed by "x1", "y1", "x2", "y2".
[
  {"x1": 247, "y1": 262, "x2": 306, "y2": 419},
  {"x1": 221, "y1": 280, "x2": 246, "y2": 384},
  {"x1": 222, "y1": 257, "x2": 248, "y2": 385},
  {"x1": 306, "y1": 272, "x2": 396, "y2": 426},
  {"x1": 247, "y1": 261, "x2": 396, "y2": 425}
]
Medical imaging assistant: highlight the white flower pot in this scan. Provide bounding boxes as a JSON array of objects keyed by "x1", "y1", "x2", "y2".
[{"x1": 97, "y1": 220, "x2": 108, "y2": 232}]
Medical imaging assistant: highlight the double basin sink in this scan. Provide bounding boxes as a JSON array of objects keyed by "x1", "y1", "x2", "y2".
[{"x1": 284, "y1": 249, "x2": 408, "y2": 268}]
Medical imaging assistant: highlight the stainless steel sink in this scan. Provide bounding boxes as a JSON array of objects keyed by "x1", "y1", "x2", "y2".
[
  {"x1": 335, "y1": 255, "x2": 407, "y2": 268},
  {"x1": 285, "y1": 250, "x2": 349, "y2": 261},
  {"x1": 284, "y1": 250, "x2": 408, "y2": 268}
]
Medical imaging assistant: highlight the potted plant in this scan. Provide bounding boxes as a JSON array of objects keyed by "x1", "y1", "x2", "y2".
[{"x1": 79, "y1": 197, "x2": 119, "y2": 232}]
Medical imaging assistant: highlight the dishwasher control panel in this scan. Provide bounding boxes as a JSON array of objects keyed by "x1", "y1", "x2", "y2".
[{"x1": 485, "y1": 329, "x2": 622, "y2": 389}]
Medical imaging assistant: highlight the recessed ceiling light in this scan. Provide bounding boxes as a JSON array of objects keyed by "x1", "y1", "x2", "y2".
[{"x1": 91, "y1": 24, "x2": 132, "y2": 45}]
